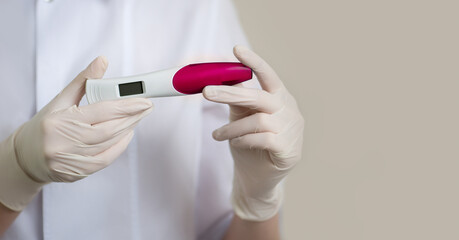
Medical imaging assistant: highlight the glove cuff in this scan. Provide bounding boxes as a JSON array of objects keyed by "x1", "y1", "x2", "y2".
[
  {"x1": 0, "y1": 133, "x2": 45, "y2": 211},
  {"x1": 231, "y1": 181, "x2": 284, "y2": 222}
]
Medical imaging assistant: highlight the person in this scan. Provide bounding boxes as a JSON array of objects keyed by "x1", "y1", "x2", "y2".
[{"x1": 0, "y1": 0, "x2": 304, "y2": 239}]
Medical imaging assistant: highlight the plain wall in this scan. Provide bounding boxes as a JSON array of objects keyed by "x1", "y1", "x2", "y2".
[{"x1": 232, "y1": 0, "x2": 459, "y2": 239}]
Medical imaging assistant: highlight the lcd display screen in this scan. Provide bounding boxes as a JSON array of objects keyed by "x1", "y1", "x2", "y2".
[{"x1": 119, "y1": 81, "x2": 144, "y2": 96}]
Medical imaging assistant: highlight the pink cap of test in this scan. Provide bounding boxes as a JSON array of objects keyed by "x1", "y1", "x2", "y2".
[{"x1": 172, "y1": 62, "x2": 253, "y2": 94}]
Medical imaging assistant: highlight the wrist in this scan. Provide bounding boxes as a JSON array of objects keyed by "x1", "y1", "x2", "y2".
[
  {"x1": 0, "y1": 132, "x2": 45, "y2": 211},
  {"x1": 231, "y1": 179, "x2": 284, "y2": 222}
]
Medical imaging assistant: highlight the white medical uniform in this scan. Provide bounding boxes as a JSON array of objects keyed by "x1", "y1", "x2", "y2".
[{"x1": 0, "y1": 0, "x2": 250, "y2": 239}]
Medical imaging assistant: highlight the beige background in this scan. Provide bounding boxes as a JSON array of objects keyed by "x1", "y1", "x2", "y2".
[{"x1": 233, "y1": 0, "x2": 459, "y2": 239}]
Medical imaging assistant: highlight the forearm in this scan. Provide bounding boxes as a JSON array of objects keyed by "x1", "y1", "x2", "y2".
[
  {"x1": 0, "y1": 135, "x2": 25, "y2": 236},
  {"x1": 0, "y1": 202, "x2": 19, "y2": 236},
  {"x1": 223, "y1": 213, "x2": 280, "y2": 240},
  {"x1": 0, "y1": 134, "x2": 41, "y2": 236}
]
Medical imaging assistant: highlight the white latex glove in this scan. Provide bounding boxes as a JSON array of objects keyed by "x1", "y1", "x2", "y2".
[
  {"x1": 203, "y1": 46, "x2": 304, "y2": 221},
  {"x1": 0, "y1": 56, "x2": 153, "y2": 211}
]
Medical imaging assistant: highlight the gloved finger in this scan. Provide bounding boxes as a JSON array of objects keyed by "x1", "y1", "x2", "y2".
[
  {"x1": 233, "y1": 45, "x2": 284, "y2": 93},
  {"x1": 82, "y1": 107, "x2": 152, "y2": 145},
  {"x1": 70, "y1": 98, "x2": 153, "y2": 124},
  {"x1": 73, "y1": 125, "x2": 136, "y2": 156},
  {"x1": 229, "y1": 105, "x2": 257, "y2": 121},
  {"x1": 53, "y1": 56, "x2": 108, "y2": 109},
  {"x1": 53, "y1": 106, "x2": 150, "y2": 146},
  {"x1": 202, "y1": 85, "x2": 283, "y2": 114},
  {"x1": 213, "y1": 113, "x2": 281, "y2": 141},
  {"x1": 50, "y1": 130, "x2": 135, "y2": 182},
  {"x1": 49, "y1": 152, "x2": 107, "y2": 182},
  {"x1": 92, "y1": 130, "x2": 135, "y2": 167},
  {"x1": 226, "y1": 82, "x2": 258, "y2": 118},
  {"x1": 229, "y1": 132, "x2": 283, "y2": 154}
]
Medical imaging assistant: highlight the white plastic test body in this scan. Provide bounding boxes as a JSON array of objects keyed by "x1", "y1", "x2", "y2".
[{"x1": 86, "y1": 62, "x2": 253, "y2": 104}]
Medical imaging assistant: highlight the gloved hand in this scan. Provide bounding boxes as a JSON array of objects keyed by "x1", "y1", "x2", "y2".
[
  {"x1": 0, "y1": 56, "x2": 153, "y2": 211},
  {"x1": 203, "y1": 46, "x2": 304, "y2": 221}
]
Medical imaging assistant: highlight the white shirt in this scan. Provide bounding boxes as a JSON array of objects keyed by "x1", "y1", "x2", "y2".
[{"x1": 0, "y1": 0, "x2": 249, "y2": 239}]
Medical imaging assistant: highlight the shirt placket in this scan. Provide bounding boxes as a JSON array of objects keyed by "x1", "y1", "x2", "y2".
[{"x1": 35, "y1": 1, "x2": 61, "y2": 240}]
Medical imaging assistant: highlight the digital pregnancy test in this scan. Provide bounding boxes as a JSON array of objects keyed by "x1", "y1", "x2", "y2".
[{"x1": 85, "y1": 62, "x2": 253, "y2": 104}]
